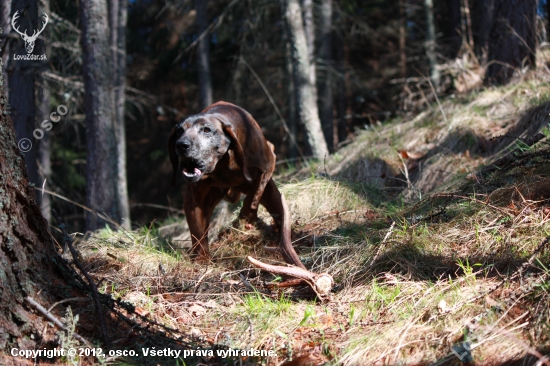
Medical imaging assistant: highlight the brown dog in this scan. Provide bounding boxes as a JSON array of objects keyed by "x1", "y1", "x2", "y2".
[{"x1": 169, "y1": 102, "x2": 304, "y2": 268}]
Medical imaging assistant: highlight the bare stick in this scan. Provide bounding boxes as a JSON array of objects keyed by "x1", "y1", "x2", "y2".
[
  {"x1": 26, "y1": 296, "x2": 91, "y2": 347},
  {"x1": 370, "y1": 221, "x2": 395, "y2": 266},
  {"x1": 52, "y1": 209, "x2": 110, "y2": 348}
]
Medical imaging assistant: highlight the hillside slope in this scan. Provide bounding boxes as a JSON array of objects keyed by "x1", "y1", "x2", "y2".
[{"x1": 74, "y1": 59, "x2": 550, "y2": 365}]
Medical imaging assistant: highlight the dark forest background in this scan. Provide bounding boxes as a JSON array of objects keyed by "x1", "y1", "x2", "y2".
[{"x1": 1, "y1": 0, "x2": 546, "y2": 232}]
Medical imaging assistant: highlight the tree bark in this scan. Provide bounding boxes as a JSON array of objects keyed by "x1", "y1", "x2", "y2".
[
  {"x1": 334, "y1": 6, "x2": 347, "y2": 146},
  {"x1": 318, "y1": 0, "x2": 333, "y2": 152},
  {"x1": 448, "y1": 0, "x2": 461, "y2": 58},
  {"x1": 9, "y1": 0, "x2": 39, "y2": 189},
  {"x1": 283, "y1": 0, "x2": 328, "y2": 160},
  {"x1": 477, "y1": 0, "x2": 494, "y2": 63},
  {"x1": 399, "y1": 0, "x2": 407, "y2": 76},
  {"x1": 300, "y1": 0, "x2": 317, "y2": 101},
  {"x1": 485, "y1": 0, "x2": 537, "y2": 85},
  {"x1": 109, "y1": 0, "x2": 130, "y2": 230},
  {"x1": 195, "y1": 0, "x2": 213, "y2": 110},
  {"x1": 424, "y1": 0, "x2": 440, "y2": 86},
  {"x1": 0, "y1": 85, "x2": 68, "y2": 362},
  {"x1": 0, "y1": 0, "x2": 10, "y2": 96},
  {"x1": 285, "y1": 39, "x2": 298, "y2": 160},
  {"x1": 81, "y1": 0, "x2": 120, "y2": 231}
]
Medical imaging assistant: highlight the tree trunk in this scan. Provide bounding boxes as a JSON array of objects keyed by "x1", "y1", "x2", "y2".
[
  {"x1": 285, "y1": 39, "x2": 298, "y2": 160},
  {"x1": 547, "y1": 0, "x2": 550, "y2": 37},
  {"x1": 318, "y1": 0, "x2": 333, "y2": 152},
  {"x1": 448, "y1": 0, "x2": 461, "y2": 58},
  {"x1": 195, "y1": 0, "x2": 213, "y2": 110},
  {"x1": 485, "y1": 0, "x2": 537, "y2": 85},
  {"x1": 300, "y1": 0, "x2": 317, "y2": 100},
  {"x1": 81, "y1": 0, "x2": 120, "y2": 231},
  {"x1": 334, "y1": 7, "x2": 347, "y2": 146},
  {"x1": 477, "y1": 0, "x2": 494, "y2": 63},
  {"x1": 0, "y1": 1, "x2": 10, "y2": 96},
  {"x1": 399, "y1": 0, "x2": 407, "y2": 77},
  {"x1": 283, "y1": 0, "x2": 328, "y2": 160},
  {"x1": 424, "y1": 0, "x2": 440, "y2": 86},
  {"x1": 109, "y1": 0, "x2": 130, "y2": 230},
  {"x1": 9, "y1": 0, "x2": 39, "y2": 189},
  {"x1": 0, "y1": 86, "x2": 69, "y2": 362},
  {"x1": 37, "y1": 0, "x2": 51, "y2": 223},
  {"x1": 462, "y1": 0, "x2": 474, "y2": 50}
]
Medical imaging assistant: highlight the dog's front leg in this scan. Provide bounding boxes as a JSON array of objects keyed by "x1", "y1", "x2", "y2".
[
  {"x1": 183, "y1": 184, "x2": 211, "y2": 261},
  {"x1": 184, "y1": 185, "x2": 225, "y2": 262}
]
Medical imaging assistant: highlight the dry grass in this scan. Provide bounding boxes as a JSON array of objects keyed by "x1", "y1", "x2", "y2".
[
  {"x1": 67, "y1": 53, "x2": 550, "y2": 365},
  {"x1": 74, "y1": 173, "x2": 550, "y2": 365}
]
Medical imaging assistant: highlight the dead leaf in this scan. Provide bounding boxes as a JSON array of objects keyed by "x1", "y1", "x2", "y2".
[
  {"x1": 134, "y1": 307, "x2": 149, "y2": 317},
  {"x1": 188, "y1": 304, "x2": 206, "y2": 316},
  {"x1": 319, "y1": 313, "x2": 333, "y2": 327}
]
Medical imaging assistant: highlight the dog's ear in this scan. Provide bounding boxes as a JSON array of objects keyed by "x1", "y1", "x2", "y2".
[
  {"x1": 168, "y1": 127, "x2": 179, "y2": 187},
  {"x1": 221, "y1": 122, "x2": 252, "y2": 182}
]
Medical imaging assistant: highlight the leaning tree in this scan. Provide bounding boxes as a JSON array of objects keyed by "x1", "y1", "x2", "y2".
[{"x1": 0, "y1": 87, "x2": 81, "y2": 363}]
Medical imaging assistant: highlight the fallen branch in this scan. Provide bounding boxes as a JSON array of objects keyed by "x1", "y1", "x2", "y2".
[{"x1": 26, "y1": 296, "x2": 91, "y2": 347}]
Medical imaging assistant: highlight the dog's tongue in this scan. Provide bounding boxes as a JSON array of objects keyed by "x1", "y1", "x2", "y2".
[{"x1": 183, "y1": 167, "x2": 202, "y2": 176}]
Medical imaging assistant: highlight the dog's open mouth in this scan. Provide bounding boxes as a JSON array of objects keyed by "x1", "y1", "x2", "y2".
[{"x1": 181, "y1": 160, "x2": 205, "y2": 179}]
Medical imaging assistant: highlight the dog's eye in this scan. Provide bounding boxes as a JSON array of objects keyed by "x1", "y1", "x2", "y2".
[
  {"x1": 177, "y1": 126, "x2": 184, "y2": 135},
  {"x1": 203, "y1": 126, "x2": 212, "y2": 133}
]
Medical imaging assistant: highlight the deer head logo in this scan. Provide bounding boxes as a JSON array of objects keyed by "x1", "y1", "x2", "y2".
[{"x1": 12, "y1": 11, "x2": 48, "y2": 54}]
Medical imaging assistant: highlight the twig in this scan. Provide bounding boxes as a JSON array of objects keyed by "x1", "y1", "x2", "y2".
[
  {"x1": 172, "y1": 0, "x2": 241, "y2": 66},
  {"x1": 52, "y1": 209, "x2": 111, "y2": 348},
  {"x1": 238, "y1": 273, "x2": 258, "y2": 292},
  {"x1": 130, "y1": 202, "x2": 184, "y2": 214},
  {"x1": 36, "y1": 187, "x2": 122, "y2": 229},
  {"x1": 25, "y1": 296, "x2": 91, "y2": 347},
  {"x1": 194, "y1": 268, "x2": 213, "y2": 290},
  {"x1": 370, "y1": 221, "x2": 395, "y2": 266},
  {"x1": 426, "y1": 75, "x2": 448, "y2": 124},
  {"x1": 48, "y1": 297, "x2": 90, "y2": 313},
  {"x1": 432, "y1": 192, "x2": 514, "y2": 218}
]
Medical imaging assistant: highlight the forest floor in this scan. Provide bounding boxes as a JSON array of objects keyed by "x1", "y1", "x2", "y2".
[{"x1": 71, "y1": 55, "x2": 550, "y2": 365}]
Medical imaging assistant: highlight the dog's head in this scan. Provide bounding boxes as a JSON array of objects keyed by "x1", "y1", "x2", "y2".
[{"x1": 168, "y1": 113, "x2": 251, "y2": 185}]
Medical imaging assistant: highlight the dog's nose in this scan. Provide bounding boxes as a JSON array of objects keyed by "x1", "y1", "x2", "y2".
[{"x1": 176, "y1": 139, "x2": 191, "y2": 152}]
